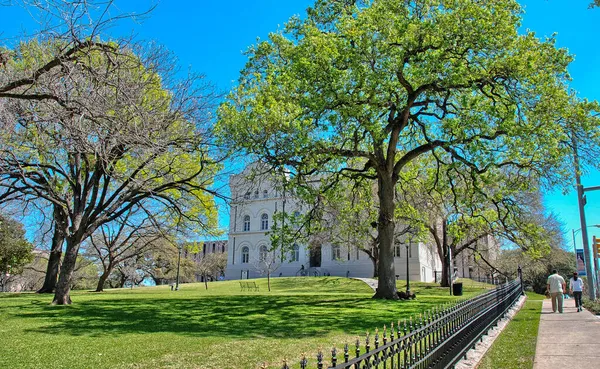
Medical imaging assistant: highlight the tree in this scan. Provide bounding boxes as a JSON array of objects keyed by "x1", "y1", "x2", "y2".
[
  {"x1": 196, "y1": 252, "x2": 227, "y2": 289},
  {"x1": 0, "y1": 41, "x2": 221, "y2": 304},
  {"x1": 217, "y1": 0, "x2": 584, "y2": 298},
  {"x1": 85, "y1": 206, "x2": 169, "y2": 292},
  {"x1": 391, "y1": 157, "x2": 558, "y2": 286},
  {"x1": 496, "y1": 247, "x2": 574, "y2": 295},
  {"x1": 139, "y1": 241, "x2": 197, "y2": 286},
  {"x1": 253, "y1": 249, "x2": 281, "y2": 292},
  {"x1": 0, "y1": 214, "x2": 33, "y2": 292}
]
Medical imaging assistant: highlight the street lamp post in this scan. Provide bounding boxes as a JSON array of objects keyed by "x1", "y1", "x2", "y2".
[
  {"x1": 405, "y1": 242, "x2": 411, "y2": 295},
  {"x1": 175, "y1": 244, "x2": 182, "y2": 291}
]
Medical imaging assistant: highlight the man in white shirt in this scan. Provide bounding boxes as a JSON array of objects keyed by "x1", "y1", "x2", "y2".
[
  {"x1": 547, "y1": 269, "x2": 566, "y2": 313},
  {"x1": 569, "y1": 272, "x2": 584, "y2": 312}
]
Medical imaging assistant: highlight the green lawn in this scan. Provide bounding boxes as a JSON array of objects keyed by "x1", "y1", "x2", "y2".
[
  {"x1": 0, "y1": 277, "x2": 488, "y2": 369},
  {"x1": 477, "y1": 292, "x2": 544, "y2": 369}
]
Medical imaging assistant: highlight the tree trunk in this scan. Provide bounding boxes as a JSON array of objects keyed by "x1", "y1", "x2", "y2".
[
  {"x1": 370, "y1": 240, "x2": 379, "y2": 278},
  {"x1": 118, "y1": 272, "x2": 127, "y2": 288},
  {"x1": 52, "y1": 237, "x2": 81, "y2": 305},
  {"x1": 439, "y1": 221, "x2": 451, "y2": 288},
  {"x1": 38, "y1": 207, "x2": 67, "y2": 293},
  {"x1": 372, "y1": 174, "x2": 398, "y2": 299},
  {"x1": 95, "y1": 267, "x2": 112, "y2": 292},
  {"x1": 204, "y1": 273, "x2": 208, "y2": 290}
]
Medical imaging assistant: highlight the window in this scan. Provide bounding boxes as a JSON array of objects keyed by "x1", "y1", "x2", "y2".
[
  {"x1": 263, "y1": 190, "x2": 268, "y2": 198},
  {"x1": 394, "y1": 245, "x2": 402, "y2": 258},
  {"x1": 291, "y1": 244, "x2": 300, "y2": 262},
  {"x1": 332, "y1": 245, "x2": 341, "y2": 260},
  {"x1": 259, "y1": 245, "x2": 268, "y2": 261},
  {"x1": 203, "y1": 244, "x2": 207, "y2": 256},
  {"x1": 244, "y1": 192, "x2": 250, "y2": 200},
  {"x1": 254, "y1": 190, "x2": 259, "y2": 199},
  {"x1": 241, "y1": 247, "x2": 249, "y2": 263},
  {"x1": 212, "y1": 243, "x2": 215, "y2": 253},
  {"x1": 243, "y1": 215, "x2": 250, "y2": 232},
  {"x1": 260, "y1": 213, "x2": 269, "y2": 230}
]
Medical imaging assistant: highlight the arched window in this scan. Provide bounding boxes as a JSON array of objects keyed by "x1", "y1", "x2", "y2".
[
  {"x1": 332, "y1": 245, "x2": 341, "y2": 260},
  {"x1": 263, "y1": 190, "x2": 268, "y2": 198},
  {"x1": 243, "y1": 215, "x2": 250, "y2": 232},
  {"x1": 241, "y1": 246, "x2": 249, "y2": 263},
  {"x1": 260, "y1": 213, "x2": 269, "y2": 230},
  {"x1": 259, "y1": 245, "x2": 268, "y2": 261},
  {"x1": 212, "y1": 243, "x2": 215, "y2": 253},
  {"x1": 291, "y1": 244, "x2": 300, "y2": 262},
  {"x1": 394, "y1": 245, "x2": 402, "y2": 258},
  {"x1": 254, "y1": 190, "x2": 259, "y2": 199}
]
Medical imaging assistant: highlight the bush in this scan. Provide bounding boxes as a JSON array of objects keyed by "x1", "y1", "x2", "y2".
[{"x1": 583, "y1": 297, "x2": 600, "y2": 315}]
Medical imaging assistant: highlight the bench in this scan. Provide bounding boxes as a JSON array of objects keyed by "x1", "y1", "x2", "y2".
[{"x1": 239, "y1": 281, "x2": 260, "y2": 292}]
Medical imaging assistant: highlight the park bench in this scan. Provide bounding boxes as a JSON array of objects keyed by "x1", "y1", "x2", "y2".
[{"x1": 239, "y1": 281, "x2": 259, "y2": 292}]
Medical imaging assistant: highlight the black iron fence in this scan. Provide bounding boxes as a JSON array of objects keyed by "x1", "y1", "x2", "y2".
[{"x1": 274, "y1": 275, "x2": 523, "y2": 369}]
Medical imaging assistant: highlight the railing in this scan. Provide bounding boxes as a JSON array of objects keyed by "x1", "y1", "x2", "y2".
[{"x1": 273, "y1": 275, "x2": 523, "y2": 369}]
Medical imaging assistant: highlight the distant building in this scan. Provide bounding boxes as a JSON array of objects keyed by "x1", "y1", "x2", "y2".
[
  {"x1": 182, "y1": 240, "x2": 227, "y2": 282},
  {"x1": 183, "y1": 240, "x2": 227, "y2": 262},
  {"x1": 225, "y1": 164, "x2": 442, "y2": 282},
  {"x1": 453, "y1": 235, "x2": 500, "y2": 282}
]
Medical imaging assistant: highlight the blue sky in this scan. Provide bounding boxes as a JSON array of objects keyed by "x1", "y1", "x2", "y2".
[{"x1": 2, "y1": 0, "x2": 599, "y2": 249}]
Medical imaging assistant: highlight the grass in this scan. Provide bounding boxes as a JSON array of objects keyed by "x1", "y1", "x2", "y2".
[
  {"x1": 477, "y1": 291, "x2": 545, "y2": 369},
  {"x1": 0, "y1": 277, "x2": 490, "y2": 369}
]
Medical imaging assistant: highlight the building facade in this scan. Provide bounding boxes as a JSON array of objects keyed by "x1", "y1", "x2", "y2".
[{"x1": 225, "y1": 164, "x2": 442, "y2": 282}]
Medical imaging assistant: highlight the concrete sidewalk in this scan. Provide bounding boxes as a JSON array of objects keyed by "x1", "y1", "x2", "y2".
[{"x1": 533, "y1": 299, "x2": 600, "y2": 369}]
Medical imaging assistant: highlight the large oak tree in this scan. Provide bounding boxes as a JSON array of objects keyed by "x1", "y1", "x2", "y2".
[{"x1": 218, "y1": 0, "x2": 584, "y2": 299}]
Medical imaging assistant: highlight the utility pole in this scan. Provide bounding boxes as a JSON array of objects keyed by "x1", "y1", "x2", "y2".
[{"x1": 573, "y1": 137, "x2": 597, "y2": 299}]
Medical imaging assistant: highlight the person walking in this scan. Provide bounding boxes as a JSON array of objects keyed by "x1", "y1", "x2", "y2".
[
  {"x1": 569, "y1": 272, "x2": 584, "y2": 312},
  {"x1": 546, "y1": 269, "x2": 566, "y2": 313}
]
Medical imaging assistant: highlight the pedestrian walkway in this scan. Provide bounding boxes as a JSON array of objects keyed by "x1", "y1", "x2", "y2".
[
  {"x1": 533, "y1": 299, "x2": 600, "y2": 369},
  {"x1": 353, "y1": 277, "x2": 378, "y2": 292}
]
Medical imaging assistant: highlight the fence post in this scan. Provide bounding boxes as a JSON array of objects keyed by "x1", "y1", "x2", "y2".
[{"x1": 517, "y1": 266, "x2": 524, "y2": 296}]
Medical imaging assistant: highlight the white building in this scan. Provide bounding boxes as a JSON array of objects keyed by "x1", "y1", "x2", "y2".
[{"x1": 225, "y1": 164, "x2": 442, "y2": 282}]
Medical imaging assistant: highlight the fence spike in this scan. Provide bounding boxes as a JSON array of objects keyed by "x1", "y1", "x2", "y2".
[
  {"x1": 375, "y1": 327, "x2": 380, "y2": 348},
  {"x1": 344, "y1": 343, "x2": 349, "y2": 363},
  {"x1": 355, "y1": 336, "x2": 361, "y2": 358},
  {"x1": 383, "y1": 325, "x2": 388, "y2": 344},
  {"x1": 281, "y1": 359, "x2": 289, "y2": 369},
  {"x1": 317, "y1": 349, "x2": 323, "y2": 369},
  {"x1": 300, "y1": 354, "x2": 307, "y2": 369},
  {"x1": 331, "y1": 346, "x2": 337, "y2": 367}
]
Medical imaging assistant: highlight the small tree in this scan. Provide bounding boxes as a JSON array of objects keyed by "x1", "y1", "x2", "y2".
[
  {"x1": 0, "y1": 214, "x2": 33, "y2": 292},
  {"x1": 253, "y1": 250, "x2": 281, "y2": 292},
  {"x1": 85, "y1": 206, "x2": 168, "y2": 292},
  {"x1": 196, "y1": 253, "x2": 226, "y2": 289}
]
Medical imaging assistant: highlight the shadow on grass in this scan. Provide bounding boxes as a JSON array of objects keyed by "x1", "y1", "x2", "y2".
[{"x1": 12, "y1": 294, "x2": 444, "y2": 339}]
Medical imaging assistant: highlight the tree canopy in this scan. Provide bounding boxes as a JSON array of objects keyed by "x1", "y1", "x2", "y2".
[{"x1": 218, "y1": 0, "x2": 596, "y2": 299}]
